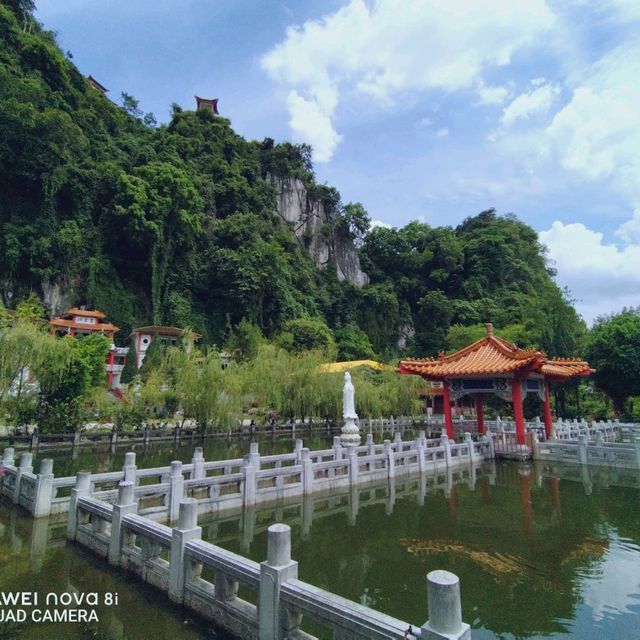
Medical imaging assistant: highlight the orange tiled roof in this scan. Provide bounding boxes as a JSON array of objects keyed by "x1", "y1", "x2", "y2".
[
  {"x1": 64, "y1": 308, "x2": 106, "y2": 319},
  {"x1": 50, "y1": 318, "x2": 118, "y2": 333},
  {"x1": 398, "y1": 324, "x2": 592, "y2": 381}
]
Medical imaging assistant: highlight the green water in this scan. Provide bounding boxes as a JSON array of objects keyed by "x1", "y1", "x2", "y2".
[
  {"x1": 202, "y1": 462, "x2": 640, "y2": 640},
  {"x1": 2, "y1": 438, "x2": 640, "y2": 639}
]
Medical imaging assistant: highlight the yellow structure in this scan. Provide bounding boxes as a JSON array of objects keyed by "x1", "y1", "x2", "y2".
[{"x1": 318, "y1": 359, "x2": 392, "y2": 373}]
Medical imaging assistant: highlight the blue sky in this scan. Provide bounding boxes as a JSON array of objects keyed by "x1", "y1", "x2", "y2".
[{"x1": 35, "y1": 0, "x2": 640, "y2": 324}]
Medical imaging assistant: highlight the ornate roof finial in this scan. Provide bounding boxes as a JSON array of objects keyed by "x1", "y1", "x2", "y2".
[{"x1": 484, "y1": 322, "x2": 494, "y2": 336}]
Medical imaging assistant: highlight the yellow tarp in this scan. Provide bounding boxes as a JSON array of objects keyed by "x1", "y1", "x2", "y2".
[{"x1": 318, "y1": 359, "x2": 392, "y2": 373}]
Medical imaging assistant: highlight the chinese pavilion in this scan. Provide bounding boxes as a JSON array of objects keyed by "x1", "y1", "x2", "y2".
[
  {"x1": 87, "y1": 75, "x2": 108, "y2": 94},
  {"x1": 195, "y1": 96, "x2": 219, "y2": 115},
  {"x1": 398, "y1": 323, "x2": 592, "y2": 444}
]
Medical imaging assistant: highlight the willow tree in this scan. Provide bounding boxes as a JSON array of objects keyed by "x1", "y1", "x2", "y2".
[{"x1": 163, "y1": 346, "x2": 242, "y2": 432}]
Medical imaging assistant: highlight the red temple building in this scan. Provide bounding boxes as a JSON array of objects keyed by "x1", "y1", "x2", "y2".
[
  {"x1": 87, "y1": 75, "x2": 109, "y2": 94},
  {"x1": 49, "y1": 308, "x2": 127, "y2": 390},
  {"x1": 398, "y1": 323, "x2": 592, "y2": 445},
  {"x1": 195, "y1": 96, "x2": 219, "y2": 115}
]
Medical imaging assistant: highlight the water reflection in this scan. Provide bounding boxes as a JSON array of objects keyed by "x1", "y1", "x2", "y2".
[
  {"x1": 0, "y1": 505, "x2": 225, "y2": 639},
  {"x1": 200, "y1": 461, "x2": 640, "y2": 640}
]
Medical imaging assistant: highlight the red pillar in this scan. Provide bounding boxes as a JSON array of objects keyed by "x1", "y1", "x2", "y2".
[
  {"x1": 512, "y1": 377, "x2": 525, "y2": 445},
  {"x1": 442, "y1": 380, "x2": 454, "y2": 440},
  {"x1": 550, "y1": 477, "x2": 562, "y2": 523},
  {"x1": 475, "y1": 395, "x2": 485, "y2": 435},
  {"x1": 519, "y1": 470, "x2": 533, "y2": 536},
  {"x1": 543, "y1": 381, "x2": 553, "y2": 440},
  {"x1": 448, "y1": 485, "x2": 458, "y2": 527}
]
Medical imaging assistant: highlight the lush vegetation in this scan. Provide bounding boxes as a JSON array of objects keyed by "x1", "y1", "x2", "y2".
[{"x1": 3, "y1": 2, "x2": 638, "y2": 428}]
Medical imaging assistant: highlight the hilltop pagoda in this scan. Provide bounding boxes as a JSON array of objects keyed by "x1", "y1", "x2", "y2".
[
  {"x1": 195, "y1": 96, "x2": 219, "y2": 115},
  {"x1": 398, "y1": 323, "x2": 592, "y2": 444}
]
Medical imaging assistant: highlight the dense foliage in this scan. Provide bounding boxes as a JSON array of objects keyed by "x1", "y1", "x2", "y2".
[
  {"x1": 3, "y1": 2, "x2": 624, "y2": 428},
  {"x1": 585, "y1": 309, "x2": 640, "y2": 415},
  {"x1": 0, "y1": 3, "x2": 584, "y2": 360}
]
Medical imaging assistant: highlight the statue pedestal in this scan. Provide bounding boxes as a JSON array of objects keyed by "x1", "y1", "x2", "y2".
[{"x1": 340, "y1": 416, "x2": 361, "y2": 446}]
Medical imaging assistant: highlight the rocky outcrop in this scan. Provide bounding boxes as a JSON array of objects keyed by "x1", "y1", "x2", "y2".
[
  {"x1": 41, "y1": 279, "x2": 74, "y2": 316},
  {"x1": 272, "y1": 176, "x2": 369, "y2": 287}
]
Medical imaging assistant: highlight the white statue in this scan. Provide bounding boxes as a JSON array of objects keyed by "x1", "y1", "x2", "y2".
[{"x1": 340, "y1": 371, "x2": 361, "y2": 445}]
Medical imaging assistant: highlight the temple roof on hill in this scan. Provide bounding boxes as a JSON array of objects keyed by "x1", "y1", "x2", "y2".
[
  {"x1": 319, "y1": 359, "x2": 392, "y2": 373},
  {"x1": 87, "y1": 75, "x2": 108, "y2": 93},
  {"x1": 64, "y1": 308, "x2": 106, "y2": 319},
  {"x1": 398, "y1": 323, "x2": 592, "y2": 381}
]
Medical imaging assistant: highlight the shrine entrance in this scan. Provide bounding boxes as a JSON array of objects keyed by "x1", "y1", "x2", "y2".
[{"x1": 399, "y1": 323, "x2": 592, "y2": 445}]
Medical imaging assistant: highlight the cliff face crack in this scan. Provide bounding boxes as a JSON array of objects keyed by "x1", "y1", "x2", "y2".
[{"x1": 272, "y1": 176, "x2": 369, "y2": 287}]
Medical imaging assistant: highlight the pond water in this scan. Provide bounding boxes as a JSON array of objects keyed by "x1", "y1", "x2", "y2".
[{"x1": 1, "y1": 438, "x2": 640, "y2": 639}]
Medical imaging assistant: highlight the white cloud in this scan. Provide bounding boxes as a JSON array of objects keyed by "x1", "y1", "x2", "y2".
[
  {"x1": 539, "y1": 221, "x2": 640, "y2": 322},
  {"x1": 436, "y1": 128, "x2": 449, "y2": 138},
  {"x1": 285, "y1": 91, "x2": 342, "y2": 162},
  {"x1": 501, "y1": 82, "x2": 560, "y2": 126},
  {"x1": 546, "y1": 42, "x2": 640, "y2": 200},
  {"x1": 616, "y1": 209, "x2": 640, "y2": 243},
  {"x1": 262, "y1": 0, "x2": 555, "y2": 161},
  {"x1": 476, "y1": 81, "x2": 510, "y2": 105}
]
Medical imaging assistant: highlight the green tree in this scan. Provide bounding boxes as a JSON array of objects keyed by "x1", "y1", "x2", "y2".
[
  {"x1": 119, "y1": 338, "x2": 138, "y2": 384},
  {"x1": 281, "y1": 317, "x2": 336, "y2": 357},
  {"x1": 585, "y1": 309, "x2": 640, "y2": 415},
  {"x1": 138, "y1": 339, "x2": 164, "y2": 382},
  {"x1": 335, "y1": 323, "x2": 375, "y2": 361}
]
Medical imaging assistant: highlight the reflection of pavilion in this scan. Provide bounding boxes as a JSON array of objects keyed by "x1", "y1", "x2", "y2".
[{"x1": 399, "y1": 323, "x2": 591, "y2": 444}]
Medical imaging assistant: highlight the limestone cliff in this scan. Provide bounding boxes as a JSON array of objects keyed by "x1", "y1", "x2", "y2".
[{"x1": 272, "y1": 176, "x2": 369, "y2": 287}]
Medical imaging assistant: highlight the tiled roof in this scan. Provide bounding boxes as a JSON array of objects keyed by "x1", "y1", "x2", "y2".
[
  {"x1": 50, "y1": 318, "x2": 118, "y2": 333},
  {"x1": 398, "y1": 327, "x2": 592, "y2": 380},
  {"x1": 65, "y1": 308, "x2": 106, "y2": 319}
]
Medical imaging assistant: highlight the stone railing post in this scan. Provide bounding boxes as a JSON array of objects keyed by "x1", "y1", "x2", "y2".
[
  {"x1": 366, "y1": 432, "x2": 375, "y2": 457},
  {"x1": 384, "y1": 440, "x2": 395, "y2": 479},
  {"x1": 530, "y1": 431, "x2": 540, "y2": 458},
  {"x1": 332, "y1": 436, "x2": 343, "y2": 461},
  {"x1": 33, "y1": 458, "x2": 54, "y2": 518},
  {"x1": 191, "y1": 447, "x2": 205, "y2": 480},
  {"x1": 635, "y1": 437, "x2": 640, "y2": 469},
  {"x1": 300, "y1": 448, "x2": 313, "y2": 495},
  {"x1": 169, "y1": 499, "x2": 201, "y2": 604},
  {"x1": 110, "y1": 426, "x2": 118, "y2": 447},
  {"x1": 30, "y1": 428, "x2": 39, "y2": 451},
  {"x1": 242, "y1": 457, "x2": 256, "y2": 507},
  {"x1": 422, "y1": 570, "x2": 470, "y2": 639},
  {"x1": 259, "y1": 524, "x2": 299, "y2": 640},
  {"x1": 248, "y1": 442, "x2": 261, "y2": 470},
  {"x1": 346, "y1": 445, "x2": 358, "y2": 487},
  {"x1": 463, "y1": 432, "x2": 473, "y2": 459},
  {"x1": 394, "y1": 430, "x2": 403, "y2": 450},
  {"x1": 578, "y1": 434, "x2": 588, "y2": 465},
  {"x1": 483, "y1": 433, "x2": 495, "y2": 460},
  {"x1": 2, "y1": 447, "x2": 15, "y2": 467},
  {"x1": 416, "y1": 437, "x2": 425, "y2": 474},
  {"x1": 108, "y1": 480, "x2": 137, "y2": 565},
  {"x1": 168, "y1": 461, "x2": 184, "y2": 522},
  {"x1": 441, "y1": 435, "x2": 452, "y2": 468},
  {"x1": 123, "y1": 452, "x2": 137, "y2": 484},
  {"x1": 73, "y1": 429, "x2": 81, "y2": 448},
  {"x1": 13, "y1": 452, "x2": 33, "y2": 503},
  {"x1": 294, "y1": 439, "x2": 303, "y2": 463},
  {"x1": 67, "y1": 471, "x2": 91, "y2": 540}
]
